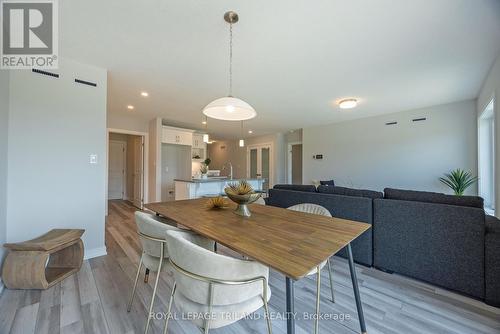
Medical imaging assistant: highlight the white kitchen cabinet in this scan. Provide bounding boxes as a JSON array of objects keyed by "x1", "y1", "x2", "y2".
[
  {"x1": 192, "y1": 134, "x2": 207, "y2": 160},
  {"x1": 162, "y1": 126, "x2": 193, "y2": 146},
  {"x1": 192, "y1": 134, "x2": 205, "y2": 149}
]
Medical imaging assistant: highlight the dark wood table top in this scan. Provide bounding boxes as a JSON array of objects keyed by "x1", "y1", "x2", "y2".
[{"x1": 146, "y1": 199, "x2": 371, "y2": 280}]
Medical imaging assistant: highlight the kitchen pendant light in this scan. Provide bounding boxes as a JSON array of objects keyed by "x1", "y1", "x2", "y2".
[
  {"x1": 202, "y1": 11, "x2": 256, "y2": 121},
  {"x1": 203, "y1": 116, "x2": 209, "y2": 143},
  {"x1": 239, "y1": 121, "x2": 245, "y2": 147}
]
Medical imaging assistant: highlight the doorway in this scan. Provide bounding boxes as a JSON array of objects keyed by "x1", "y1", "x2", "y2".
[
  {"x1": 247, "y1": 143, "x2": 273, "y2": 192},
  {"x1": 107, "y1": 130, "x2": 147, "y2": 210},
  {"x1": 287, "y1": 142, "x2": 303, "y2": 184}
]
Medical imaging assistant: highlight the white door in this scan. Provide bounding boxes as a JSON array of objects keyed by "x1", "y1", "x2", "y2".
[
  {"x1": 132, "y1": 136, "x2": 144, "y2": 209},
  {"x1": 247, "y1": 144, "x2": 273, "y2": 192},
  {"x1": 108, "y1": 141, "x2": 126, "y2": 199}
]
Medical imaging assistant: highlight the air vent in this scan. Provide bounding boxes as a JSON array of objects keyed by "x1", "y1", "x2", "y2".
[
  {"x1": 75, "y1": 79, "x2": 97, "y2": 87},
  {"x1": 412, "y1": 117, "x2": 426, "y2": 122},
  {"x1": 385, "y1": 121, "x2": 398, "y2": 126},
  {"x1": 32, "y1": 68, "x2": 59, "y2": 78}
]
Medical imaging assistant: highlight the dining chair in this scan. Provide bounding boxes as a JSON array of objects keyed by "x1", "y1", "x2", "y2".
[
  {"x1": 163, "y1": 230, "x2": 273, "y2": 334},
  {"x1": 287, "y1": 203, "x2": 335, "y2": 334},
  {"x1": 127, "y1": 211, "x2": 214, "y2": 334}
]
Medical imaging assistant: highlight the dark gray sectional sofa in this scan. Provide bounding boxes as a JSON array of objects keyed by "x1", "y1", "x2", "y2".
[{"x1": 266, "y1": 184, "x2": 500, "y2": 307}]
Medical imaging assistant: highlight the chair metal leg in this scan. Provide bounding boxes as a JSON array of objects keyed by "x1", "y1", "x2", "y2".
[
  {"x1": 204, "y1": 282, "x2": 214, "y2": 334},
  {"x1": 262, "y1": 279, "x2": 273, "y2": 334},
  {"x1": 127, "y1": 257, "x2": 143, "y2": 312},
  {"x1": 144, "y1": 244, "x2": 164, "y2": 334},
  {"x1": 347, "y1": 244, "x2": 367, "y2": 334},
  {"x1": 315, "y1": 266, "x2": 321, "y2": 334},
  {"x1": 163, "y1": 281, "x2": 177, "y2": 334},
  {"x1": 327, "y1": 258, "x2": 335, "y2": 303},
  {"x1": 144, "y1": 268, "x2": 150, "y2": 283}
]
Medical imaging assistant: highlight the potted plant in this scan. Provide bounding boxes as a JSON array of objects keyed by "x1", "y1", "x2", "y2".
[
  {"x1": 200, "y1": 158, "x2": 211, "y2": 179},
  {"x1": 439, "y1": 168, "x2": 478, "y2": 196}
]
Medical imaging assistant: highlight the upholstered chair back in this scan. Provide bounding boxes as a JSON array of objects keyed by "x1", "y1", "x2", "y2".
[
  {"x1": 287, "y1": 203, "x2": 332, "y2": 217},
  {"x1": 135, "y1": 211, "x2": 181, "y2": 258},
  {"x1": 165, "y1": 230, "x2": 269, "y2": 306}
]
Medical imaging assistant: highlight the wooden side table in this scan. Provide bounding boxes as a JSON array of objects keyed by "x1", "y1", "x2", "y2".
[{"x1": 2, "y1": 229, "x2": 85, "y2": 289}]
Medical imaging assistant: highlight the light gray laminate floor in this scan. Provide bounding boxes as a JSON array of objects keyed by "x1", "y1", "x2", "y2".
[{"x1": 1, "y1": 200, "x2": 499, "y2": 334}]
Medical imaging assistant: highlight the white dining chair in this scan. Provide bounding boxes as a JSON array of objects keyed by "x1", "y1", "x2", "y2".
[
  {"x1": 163, "y1": 230, "x2": 273, "y2": 334},
  {"x1": 287, "y1": 203, "x2": 335, "y2": 334},
  {"x1": 127, "y1": 211, "x2": 214, "y2": 334}
]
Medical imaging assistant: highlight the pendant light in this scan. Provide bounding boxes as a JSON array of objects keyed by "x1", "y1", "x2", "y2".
[
  {"x1": 239, "y1": 121, "x2": 245, "y2": 147},
  {"x1": 202, "y1": 11, "x2": 256, "y2": 121},
  {"x1": 203, "y1": 116, "x2": 209, "y2": 143}
]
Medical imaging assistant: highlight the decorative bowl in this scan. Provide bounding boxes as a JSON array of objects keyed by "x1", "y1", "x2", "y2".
[{"x1": 224, "y1": 190, "x2": 262, "y2": 217}]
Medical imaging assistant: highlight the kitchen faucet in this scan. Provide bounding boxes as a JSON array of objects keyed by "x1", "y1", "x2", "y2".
[{"x1": 222, "y1": 161, "x2": 233, "y2": 180}]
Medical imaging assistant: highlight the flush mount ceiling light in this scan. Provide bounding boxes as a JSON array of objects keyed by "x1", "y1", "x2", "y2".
[
  {"x1": 140, "y1": 92, "x2": 149, "y2": 97},
  {"x1": 338, "y1": 98, "x2": 358, "y2": 109},
  {"x1": 202, "y1": 11, "x2": 256, "y2": 121},
  {"x1": 127, "y1": 105, "x2": 134, "y2": 110}
]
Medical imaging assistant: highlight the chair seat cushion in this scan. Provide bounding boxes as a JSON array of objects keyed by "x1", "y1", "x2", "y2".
[
  {"x1": 173, "y1": 286, "x2": 271, "y2": 329},
  {"x1": 306, "y1": 260, "x2": 327, "y2": 276}
]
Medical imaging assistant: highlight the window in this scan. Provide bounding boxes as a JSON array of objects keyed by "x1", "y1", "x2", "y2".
[{"x1": 479, "y1": 99, "x2": 495, "y2": 214}]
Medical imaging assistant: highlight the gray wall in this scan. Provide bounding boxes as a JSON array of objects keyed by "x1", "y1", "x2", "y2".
[
  {"x1": 303, "y1": 100, "x2": 478, "y2": 193},
  {"x1": 478, "y1": 52, "x2": 500, "y2": 217},
  {"x1": 207, "y1": 133, "x2": 286, "y2": 186},
  {"x1": 6, "y1": 59, "x2": 107, "y2": 256},
  {"x1": 0, "y1": 71, "x2": 9, "y2": 287}
]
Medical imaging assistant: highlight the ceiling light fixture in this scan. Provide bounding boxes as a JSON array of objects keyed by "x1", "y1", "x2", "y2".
[
  {"x1": 127, "y1": 105, "x2": 134, "y2": 110},
  {"x1": 248, "y1": 130, "x2": 253, "y2": 134},
  {"x1": 202, "y1": 11, "x2": 256, "y2": 121},
  {"x1": 203, "y1": 116, "x2": 209, "y2": 143},
  {"x1": 140, "y1": 92, "x2": 149, "y2": 97},
  {"x1": 338, "y1": 98, "x2": 358, "y2": 109}
]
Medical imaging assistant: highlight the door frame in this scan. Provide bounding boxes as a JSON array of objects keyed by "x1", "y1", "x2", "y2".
[
  {"x1": 287, "y1": 141, "x2": 302, "y2": 184},
  {"x1": 246, "y1": 142, "x2": 274, "y2": 188},
  {"x1": 108, "y1": 140, "x2": 127, "y2": 200},
  {"x1": 106, "y1": 128, "x2": 149, "y2": 215}
]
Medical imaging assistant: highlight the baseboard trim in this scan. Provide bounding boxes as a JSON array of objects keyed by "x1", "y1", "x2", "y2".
[{"x1": 84, "y1": 246, "x2": 107, "y2": 260}]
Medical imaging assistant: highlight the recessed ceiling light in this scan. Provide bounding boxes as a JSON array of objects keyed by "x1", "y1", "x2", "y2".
[
  {"x1": 127, "y1": 105, "x2": 134, "y2": 110},
  {"x1": 248, "y1": 130, "x2": 253, "y2": 134},
  {"x1": 141, "y1": 92, "x2": 149, "y2": 97},
  {"x1": 202, "y1": 121, "x2": 207, "y2": 125},
  {"x1": 338, "y1": 98, "x2": 358, "y2": 109}
]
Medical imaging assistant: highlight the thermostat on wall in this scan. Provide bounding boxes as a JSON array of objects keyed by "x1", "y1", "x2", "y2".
[{"x1": 313, "y1": 154, "x2": 323, "y2": 160}]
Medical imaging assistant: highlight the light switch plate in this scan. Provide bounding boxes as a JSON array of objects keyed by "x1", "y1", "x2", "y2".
[{"x1": 89, "y1": 154, "x2": 98, "y2": 164}]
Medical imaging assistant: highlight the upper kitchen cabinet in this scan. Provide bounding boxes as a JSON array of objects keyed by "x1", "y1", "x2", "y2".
[
  {"x1": 162, "y1": 126, "x2": 194, "y2": 146},
  {"x1": 192, "y1": 134, "x2": 207, "y2": 160}
]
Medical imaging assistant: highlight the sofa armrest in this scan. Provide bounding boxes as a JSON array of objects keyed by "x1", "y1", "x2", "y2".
[{"x1": 485, "y1": 215, "x2": 500, "y2": 306}]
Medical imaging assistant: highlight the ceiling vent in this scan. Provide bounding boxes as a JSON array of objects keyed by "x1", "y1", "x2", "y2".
[
  {"x1": 32, "y1": 68, "x2": 59, "y2": 78},
  {"x1": 75, "y1": 78, "x2": 97, "y2": 87},
  {"x1": 412, "y1": 117, "x2": 427, "y2": 122}
]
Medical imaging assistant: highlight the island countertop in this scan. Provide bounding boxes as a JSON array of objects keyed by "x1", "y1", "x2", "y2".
[
  {"x1": 174, "y1": 178, "x2": 265, "y2": 200},
  {"x1": 174, "y1": 178, "x2": 265, "y2": 183}
]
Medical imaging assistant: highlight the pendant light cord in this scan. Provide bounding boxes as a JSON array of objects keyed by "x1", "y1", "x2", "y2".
[{"x1": 229, "y1": 21, "x2": 233, "y2": 97}]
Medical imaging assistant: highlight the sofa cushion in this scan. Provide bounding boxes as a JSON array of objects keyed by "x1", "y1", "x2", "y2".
[
  {"x1": 273, "y1": 184, "x2": 317, "y2": 192},
  {"x1": 486, "y1": 215, "x2": 500, "y2": 234},
  {"x1": 318, "y1": 185, "x2": 383, "y2": 199},
  {"x1": 319, "y1": 180, "x2": 335, "y2": 186},
  {"x1": 384, "y1": 188, "x2": 484, "y2": 209}
]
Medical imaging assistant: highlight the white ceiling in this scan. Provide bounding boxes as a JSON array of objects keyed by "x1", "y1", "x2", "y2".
[{"x1": 60, "y1": 0, "x2": 500, "y2": 139}]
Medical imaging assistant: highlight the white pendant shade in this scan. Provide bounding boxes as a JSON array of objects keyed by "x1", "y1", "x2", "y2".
[{"x1": 202, "y1": 97, "x2": 256, "y2": 121}]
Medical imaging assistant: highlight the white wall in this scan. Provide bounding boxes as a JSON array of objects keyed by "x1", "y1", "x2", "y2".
[
  {"x1": 107, "y1": 111, "x2": 150, "y2": 133},
  {"x1": 478, "y1": 52, "x2": 500, "y2": 217},
  {"x1": 0, "y1": 71, "x2": 9, "y2": 290},
  {"x1": 6, "y1": 59, "x2": 107, "y2": 258},
  {"x1": 303, "y1": 100, "x2": 478, "y2": 193}
]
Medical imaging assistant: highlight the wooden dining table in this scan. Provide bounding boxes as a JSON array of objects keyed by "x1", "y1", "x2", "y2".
[{"x1": 146, "y1": 198, "x2": 371, "y2": 334}]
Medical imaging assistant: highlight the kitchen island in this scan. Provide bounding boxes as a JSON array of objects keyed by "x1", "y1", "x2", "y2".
[{"x1": 174, "y1": 178, "x2": 265, "y2": 200}]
